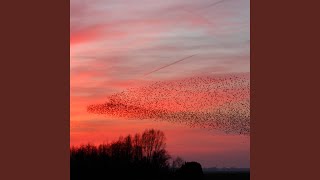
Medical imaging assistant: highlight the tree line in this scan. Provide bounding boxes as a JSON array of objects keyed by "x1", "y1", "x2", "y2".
[{"x1": 71, "y1": 129, "x2": 204, "y2": 180}]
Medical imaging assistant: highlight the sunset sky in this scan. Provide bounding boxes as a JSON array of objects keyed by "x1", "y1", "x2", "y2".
[{"x1": 70, "y1": 0, "x2": 250, "y2": 168}]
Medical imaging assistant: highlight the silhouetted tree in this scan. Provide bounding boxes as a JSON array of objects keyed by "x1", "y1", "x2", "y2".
[
  {"x1": 70, "y1": 129, "x2": 213, "y2": 180},
  {"x1": 70, "y1": 129, "x2": 172, "y2": 180},
  {"x1": 141, "y1": 129, "x2": 166, "y2": 162},
  {"x1": 172, "y1": 156, "x2": 185, "y2": 170},
  {"x1": 176, "y1": 161, "x2": 204, "y2": 180}
]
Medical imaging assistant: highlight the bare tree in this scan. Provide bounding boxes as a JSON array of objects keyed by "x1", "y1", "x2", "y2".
[
  {"x1": 141, "y1": 129, "x2": 166, "y2": 162},
  {"x1": 172, "y1": 156, "x2": 185, "y2": 170}
]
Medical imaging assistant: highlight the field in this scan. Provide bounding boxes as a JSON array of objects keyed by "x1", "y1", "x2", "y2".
[{"x1": 204, "y1": 172, "x2": 250, "y2": 180}]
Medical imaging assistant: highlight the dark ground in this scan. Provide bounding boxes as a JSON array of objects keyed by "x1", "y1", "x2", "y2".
[
  {"x1": 70, "y1": 130, "x2": 250, "y2": 180},
  {"x1": 203, "y1": 171, "x2": 250, "y2": 180}
]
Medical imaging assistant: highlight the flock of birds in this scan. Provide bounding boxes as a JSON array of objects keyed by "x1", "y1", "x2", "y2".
[
  {"x1": 74, "y1": 0, "x2": 250, "y2": 136},
  {"x1": 87, "y1": 73, "x2": 250, "y2": 135}
]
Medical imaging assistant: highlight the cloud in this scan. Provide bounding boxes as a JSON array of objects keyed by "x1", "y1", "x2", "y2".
[{"x1": 70, "y1": 0, "x2": 250, "y2": 168}]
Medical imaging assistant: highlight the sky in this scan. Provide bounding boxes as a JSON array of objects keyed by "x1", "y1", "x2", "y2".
[{"x1": 70, "y1": 0, "x2": 250, "y2": 168}]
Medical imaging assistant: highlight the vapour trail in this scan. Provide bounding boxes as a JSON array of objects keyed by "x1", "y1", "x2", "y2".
[
  {"x1": 202, "y1": 0, "x2": 228, "y2": 10},
  {"x1": 143, "y1": 54, "x2": 197, "y2": 77}
]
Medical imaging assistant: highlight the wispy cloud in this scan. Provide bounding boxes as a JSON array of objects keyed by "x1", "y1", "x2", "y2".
[{"x1": 70, "y1": 0, "x2": 250, "y2": 167}]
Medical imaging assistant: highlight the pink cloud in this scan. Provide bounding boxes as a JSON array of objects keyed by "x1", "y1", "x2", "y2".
[{"x1": 70, "y1": 0, "x2": 250, "y2": 168}]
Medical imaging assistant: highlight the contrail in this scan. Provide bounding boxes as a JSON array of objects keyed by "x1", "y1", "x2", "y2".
[
  {"x1": 143, "y1": 54, "x2": 198, "y2": 77},
  {"x1": 182, "y1": 8, "x2": 213, "y2": 25},
  {"x1": 199, "y1": 0, "x2": 228, "y2": 11},
  {"x1": 181, "y1": 0, "x2": 228, "y2": 25}
]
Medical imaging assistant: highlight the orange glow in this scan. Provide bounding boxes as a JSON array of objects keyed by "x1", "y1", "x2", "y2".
[{"x1": 70, "y1": 0, "x2": 250, "y2": 168}]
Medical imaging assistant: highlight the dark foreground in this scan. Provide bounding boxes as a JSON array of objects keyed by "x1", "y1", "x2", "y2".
[
  {"x1": 70, "y1": 171, "x2": 250, "y2": 180},
  {"x1": 71, "y1": 171, "x2": 250, "y2": 180},
  {"x1": 71, "y1": 129, "x2": 249, "y2": 180},
  {"x1": 204, "y1": 172, "x2": 250, "y2": 180}
]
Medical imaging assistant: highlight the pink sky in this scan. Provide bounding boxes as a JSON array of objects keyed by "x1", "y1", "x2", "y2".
[{"x1": 70, "y1": 0, "x2": 250, "y2": 168}]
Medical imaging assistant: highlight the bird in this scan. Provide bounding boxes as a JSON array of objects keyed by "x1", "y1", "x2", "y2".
[{"x1": 88, "y1": 73, "x2": 250, "y2": 135}]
